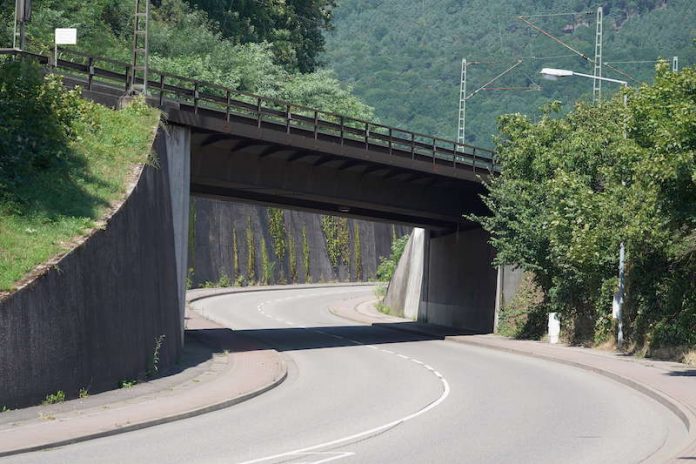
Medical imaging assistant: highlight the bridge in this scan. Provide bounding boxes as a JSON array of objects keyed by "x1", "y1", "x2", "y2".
[{"x1": 2, "y1": 48, "x2": 502, "y2": 334}]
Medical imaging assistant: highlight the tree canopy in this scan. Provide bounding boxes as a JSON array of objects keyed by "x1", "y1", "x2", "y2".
[
  {"x1": 479, "y1": 62, "x2": 695, "y2": 347},
  {"x1": 0, "y1": 0, "x2": 372, "y2": 118}
]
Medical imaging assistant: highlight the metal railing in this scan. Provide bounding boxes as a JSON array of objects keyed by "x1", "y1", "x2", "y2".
[{"x1": 0, "y1": 48, "x2": 499, "y2": 174}]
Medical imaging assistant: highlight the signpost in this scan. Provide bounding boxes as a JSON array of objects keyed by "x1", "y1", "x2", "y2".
[{"x1": 54, "y1": 28, "x2": 77, "y2": 67}]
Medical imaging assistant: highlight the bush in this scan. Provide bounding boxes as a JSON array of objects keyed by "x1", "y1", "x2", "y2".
[
  {"x1": 0, "y1": 58, "x2": 82, "y2": 200},
  {"x1": 376, "y1": 234, "x2": 409, "y2": 282}
]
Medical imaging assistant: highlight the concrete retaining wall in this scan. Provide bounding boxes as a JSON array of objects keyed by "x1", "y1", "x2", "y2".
[
  {"x1": 0, "y1": 127, "x2": 186, "y2": 409},
  {"x1": 384, "y1": 227, "x2": 512, "y2": 333},
  {"x1": 188, "y1": 198, "x2": 410, "y2": 287}
]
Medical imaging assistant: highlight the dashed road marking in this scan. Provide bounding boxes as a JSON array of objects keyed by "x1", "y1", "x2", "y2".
[{"x1": 240, "y1": 290, "x2": 450, "y2": 464}]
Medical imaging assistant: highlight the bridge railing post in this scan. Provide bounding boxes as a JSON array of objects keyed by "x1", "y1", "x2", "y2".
[
  {"x1": 125, "y1": 65, "x2": 131, "y2": 92},
  {"x1": 453, "y1": 142, "x2": 457, "y2": 168},
  {"x1": 364, "y1": 122, "x2": 369, "y2": 150},
  {"x1": 388, "y1": 128, "x2": 393, "y2": 155},
  {"x1": 432, "y1": 138, "x2": 437, "y2": 166},
  {"x1": 193, "y1": 82, "x2": 199, "y2": 114},
  {"x1": 87, "y1": 57, "x2": 94, "y2": 90},
  {"x1": 256, "y1": 97, "x2": 262, "y2": 128},
  {"x1": 340, "y1": 116, "x2": 344, "y2": 146},
  {"x1": 159, "y1": 74, "x2": 165, "y2": 107},
  {"x1": 286, "y1": 104, "x2": 291, "y2": 134},
  {"x1": 410, "y1": 132, "x2": 415, "y2": 160},
  {"x1": 313, "y1": 111, "x2": 319, "y2": 140},
  {"x1": 472, "y1": 147, "x2": 477, "y2": 173}
]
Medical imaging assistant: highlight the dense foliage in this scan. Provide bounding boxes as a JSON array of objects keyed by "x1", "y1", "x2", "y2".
[
  {"x1": 324, "y1": 0, "x2": 696, "y2": 147},
  {"x1": 0, "y1": 58, "x2": 160, "y2": 290},
  {"x1": 376, "y1": 234, "x2": 409, "y2": 282},
  {"x1": 185, "y1": 0, "x2": 335, "y2": 73},
  {"x1": 0, "y1": 59, "x2": 81, "y2": 199},
  {"x1": 0, "y1": 0, "x2": 373, "y2": 118},
  {"x1": 479, "y1": 63, "x2": 695, "y2": 349}
]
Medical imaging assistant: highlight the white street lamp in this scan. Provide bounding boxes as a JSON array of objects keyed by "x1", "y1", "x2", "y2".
[
  {"x1": 540, "y1": 68, "x2": 628, "y2": 87},
  {"x1": 539, "y1": 66, "x2": 629, "y2": 348}
]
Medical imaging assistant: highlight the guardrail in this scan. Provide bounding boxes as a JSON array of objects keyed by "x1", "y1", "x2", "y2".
[{"x1": 0, "y1": 48, "x2": 499, "y2": 174}]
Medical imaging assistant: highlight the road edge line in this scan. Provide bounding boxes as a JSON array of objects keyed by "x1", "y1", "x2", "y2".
[{"x1": 330, "y1": 296, "x2": 696, "y2": 461}]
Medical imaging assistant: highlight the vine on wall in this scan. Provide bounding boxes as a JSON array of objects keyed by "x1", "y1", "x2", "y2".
[
  {"x1": 321, "y1": 215, "x2": 350, "y2": 269},
  {"x1": 246, "y1": 217, "x2": 256, "y2": 284}
]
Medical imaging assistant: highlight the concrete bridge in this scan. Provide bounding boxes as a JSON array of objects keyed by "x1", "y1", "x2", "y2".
[{"x1": 3, "y1": 48, "x2": 502, "y2": 334}]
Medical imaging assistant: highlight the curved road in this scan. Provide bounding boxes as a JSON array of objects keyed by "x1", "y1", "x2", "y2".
[{"x1": 4, "y1": 286, "x2": 686, "y2": 464}]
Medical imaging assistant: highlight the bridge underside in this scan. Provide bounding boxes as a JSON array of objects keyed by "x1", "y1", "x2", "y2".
[{"x1": 180, "y1": 109, "x2": 490, "y2": 230}]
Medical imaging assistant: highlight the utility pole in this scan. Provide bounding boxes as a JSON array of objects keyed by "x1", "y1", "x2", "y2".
[
  {"x1": 457, "y1": 58, "x2": 467, "y2": 149},
  {"x1": 13, "y1": 0, "x2": 31, "y2": 50},
  {"x1": 129, "y1": 0, "x2": 149, "y2": 95},
  {"x1": 592, "y1": 6, "x2": 603, "y2": 103},
  {"x1": 672, "y1": 56, "x2": 679, "y2": 72}
]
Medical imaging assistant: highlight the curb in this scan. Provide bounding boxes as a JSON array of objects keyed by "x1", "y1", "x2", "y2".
[
  {"x1": 187, "y1": 282, "x2": 377, "y2": 304},
  {"x1": 0, "y1": 300, "x2": 289, "y2": 458},
  {"x1": 0, "y1": 369, "x2": 288, "y2": 459},
  {"x1": 331, "y1": 297, "x2": 696, "y2": 460}
]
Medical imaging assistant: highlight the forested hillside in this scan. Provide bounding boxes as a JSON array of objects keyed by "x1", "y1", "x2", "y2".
[
  {"x1": 0, "y1": 0, "x2": 373, "y2": 119},
  {"x1": 0, "y1": 0, "x2": 407, "y2": 288},
  {"x1": 324, "y1": 0, "x2": 696, "y2": 147}
]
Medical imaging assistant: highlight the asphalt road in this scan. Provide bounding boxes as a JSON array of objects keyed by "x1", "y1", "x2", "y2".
[{"x1": 4, "y1": 286, "x2": 686, "y2": 464}]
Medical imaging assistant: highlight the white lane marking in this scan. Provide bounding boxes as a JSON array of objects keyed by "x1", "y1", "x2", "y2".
[
  {"x1": 287, "y1": 451, "x2": 355, "y2": 464},
  {"x1": 238, "y1": 291, "x2": 451, "y2": 464}
]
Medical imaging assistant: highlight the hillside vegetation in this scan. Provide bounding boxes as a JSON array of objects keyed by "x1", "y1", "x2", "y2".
[
  {"x1": 0, "y1": 0, "x2": 373, "y2": 120},
  {"x1": 480, "y1": 63, "x2": 695, "y2": 357},
  {"x1": 0, "y1": 58, "x2": 159, "y2": 292},
  {"x1": 324, "y1": 0, "x2": 696, "y2": 147}
]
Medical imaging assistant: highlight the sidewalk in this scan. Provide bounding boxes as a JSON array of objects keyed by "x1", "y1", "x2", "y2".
[
  {"x1": 0, "y1": 308, "x2": 287, "y2": 458},
  {"x1": 331, "y1": 297, "x2": 696, "y2": 462}
]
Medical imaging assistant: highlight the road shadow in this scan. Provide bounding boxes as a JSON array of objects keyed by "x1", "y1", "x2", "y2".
[
  {"x1": 185, "y1": 322, "x2": 476, "y2": 354},
  {"x1": 666, "y1": 370, "x2": 696, "y2": 377}
]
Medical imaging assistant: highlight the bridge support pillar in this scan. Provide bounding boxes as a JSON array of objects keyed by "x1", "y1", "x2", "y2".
[
  {"x1": 163, "y1": 125, "x2": 191, "y2": 345},
  {"x1": 418, "y1": 228, "x2": 498, "y2": 333}
]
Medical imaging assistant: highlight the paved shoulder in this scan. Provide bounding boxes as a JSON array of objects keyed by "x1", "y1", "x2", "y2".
[
  {"x1": 0, "y1": 309, "x2": 286, "y2": 458},
  {"x1": 332, "y1": 294, "x2": 696, "y2": 463}
]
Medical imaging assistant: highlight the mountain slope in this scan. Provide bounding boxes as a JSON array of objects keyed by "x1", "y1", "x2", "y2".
[{"x1": 323, "y1": 0, "x2": 696, "y2": 147}]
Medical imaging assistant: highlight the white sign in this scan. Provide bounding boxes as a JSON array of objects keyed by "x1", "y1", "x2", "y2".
[
  {"x1": 55, "y1": 28, "x2": 77, "y2": 45},
  {"x1": 548, "y1": 312, "x2": 560, "y2": 344}
]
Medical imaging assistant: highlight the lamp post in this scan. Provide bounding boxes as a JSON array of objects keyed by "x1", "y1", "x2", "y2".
[{"x1": 539, "y1": 67, "x2": 629, "y2": 348}]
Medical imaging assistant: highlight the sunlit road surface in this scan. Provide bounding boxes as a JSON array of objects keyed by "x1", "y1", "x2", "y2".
[{"x1": 5, "y1": 286, "x2": 686, "y2": 464}]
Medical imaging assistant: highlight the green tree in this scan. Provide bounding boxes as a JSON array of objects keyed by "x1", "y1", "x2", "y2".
[
  {"x1": 479, "y1": 63, "x2": 695, "y2": 347},
  {"x1": 185, "y1": 0, "x2": 335, "y2": 72}
]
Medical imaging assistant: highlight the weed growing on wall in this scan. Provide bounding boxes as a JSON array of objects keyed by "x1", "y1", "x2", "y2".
[
  {"x1": 147, "y1": 334, "x2": 166, "y2": 378},
  {"x1": 232, "y1": 228, "x2": 240, "y2": 279},
  {"x1": 246, "y1": 217, "x2": 256, "y2": 284},
  {"x1": 302, "y1": 226, "x2": 310, "y2": 283},
  {"x1": 260, "y1": 238, "x2": 275, "y2": 285},
  {"x1": 43, "y1": 391, "x2": 65, "y2": 405},
  {"x1": 353, "y1": 222, "x2": 363, "y2": 281},
  {"x1": 288, "y1": 233, "x2": 297, "y2": 283},
  {"x1": 321, "y1": 215, "x2": 350, "y2": 269},
  {"x1": 267, "y1": 208, "x2": 287, "y2": 261}
]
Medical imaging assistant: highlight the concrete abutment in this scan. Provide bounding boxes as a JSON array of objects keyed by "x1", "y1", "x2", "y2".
[{"x1": 386, "y1": 227, "x2": 519, "y2": 333}]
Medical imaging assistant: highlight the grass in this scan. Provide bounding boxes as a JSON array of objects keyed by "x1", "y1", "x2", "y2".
[
  {"x1": 42, "y1": 390, "x2": 65, "y2": 405},
  {"x1": 0, "y1": 99, "x2": 160, "y2": 292},
  {"x1": 118, "y1": 379, "x2": 137, "y2": 389}
]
